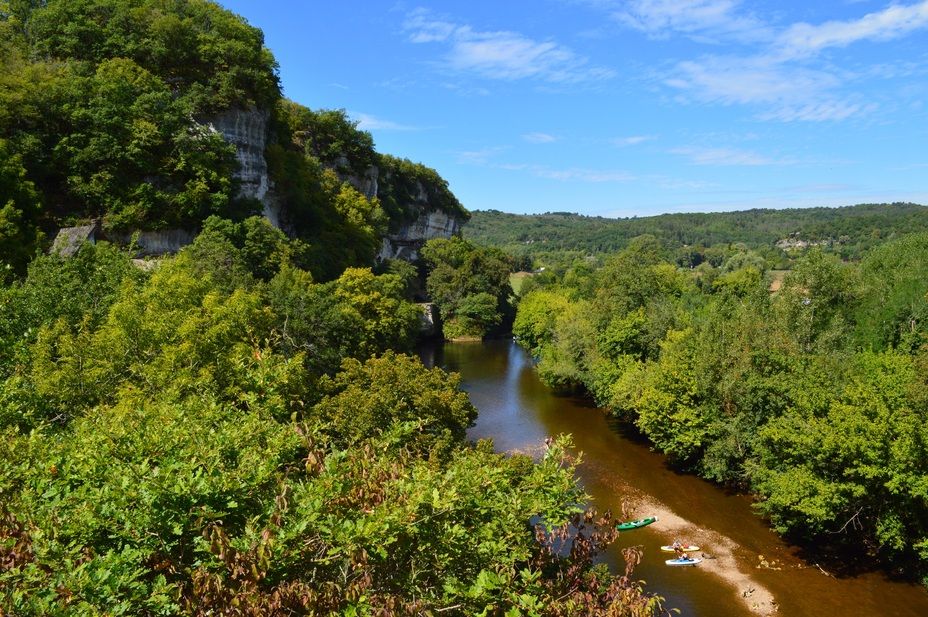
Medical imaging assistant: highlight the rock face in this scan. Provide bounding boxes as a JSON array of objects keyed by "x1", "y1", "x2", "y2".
[
  {"x1": 203, "y1": 106, "x2": 462, "y2": 263},
  {"x1": 376, "y1": 209, "x2": 461, "y2": 262},
  {"x1": 335, "y1": 155, "x2": 379, "y2": 201},
  {"x1": 108, "y1": 229, "x2": 197, "y2": 257},
  {"x1": 114, "y1": 107, "x2": 463, "y2": 260},
  {"x1": 200, "y1": 106, "x2": 283, "y2": 228},
  {"x1": 416, "y1": 303, "x2": 440, "y2": 338}
]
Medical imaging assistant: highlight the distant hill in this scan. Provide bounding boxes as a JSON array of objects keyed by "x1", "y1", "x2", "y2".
[{"x1": 462, "y1": 203, "x2": 928, "y2": 263}]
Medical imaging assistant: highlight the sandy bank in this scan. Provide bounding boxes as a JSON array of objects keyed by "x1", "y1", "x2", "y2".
[{"x1": 629, "y1": 495, "x2": 779, "y2": 616}]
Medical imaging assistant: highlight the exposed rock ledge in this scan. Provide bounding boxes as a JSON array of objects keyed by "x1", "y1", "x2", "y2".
[
  {"x1": 377, "y1": 209, "x2": 461, "y2": 262},
  {"x1": 107, "y1": 229, "x2": 197, "y2": 257},
  {"x1": 69, "y1": 107, "x2": 465, "y2": 261},
  {"x1": 198, "y1": 106, "x2": 283, "y2": 228}
]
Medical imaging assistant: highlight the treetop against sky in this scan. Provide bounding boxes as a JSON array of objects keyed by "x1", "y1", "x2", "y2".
[{"x1": 219, "y1": 0, "x2": 928, "y2": 218}]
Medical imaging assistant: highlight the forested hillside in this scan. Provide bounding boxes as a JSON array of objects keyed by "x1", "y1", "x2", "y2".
[
  {"x1": 0, "y1": 2, "x2": 665, "y2": 615},
  {"x1": 464, "y1": 203, "x2": 928, "y2": 268},
  {"x1": 513, "y1": 233, "x2": 928, "y2": 583},
  {"x1": 0, "y1": 0, "x2": 466, "y2": 282}
]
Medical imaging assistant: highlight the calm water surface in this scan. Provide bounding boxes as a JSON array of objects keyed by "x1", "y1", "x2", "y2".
[{"x1": 419, "y1": 339, "x2": 928, "y2": 617}]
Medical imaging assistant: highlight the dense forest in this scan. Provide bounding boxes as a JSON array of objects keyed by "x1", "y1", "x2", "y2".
[
  {"x1": 0, "y1": 1, "x2": 666, "y2": 615},
  {"x1": 2, "y1": 225, "x2": 666, "y2": 615},
  {"x1": 463, "y1": 203, "x2": 928, "y2": 269},
  {"x1": 0, "y1": 0, "x2": 466, "y2": 283},
  {"x1": 4, "y1": 1, "x2": 928, "y2": 613},
  {"x1": 512, "y1": 232, "x2": 928, "y2": 583}
]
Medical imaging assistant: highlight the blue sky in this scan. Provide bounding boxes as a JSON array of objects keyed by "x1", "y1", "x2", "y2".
[{"x1": 217, "y1": 1, "x2": 928, "y2": 218}]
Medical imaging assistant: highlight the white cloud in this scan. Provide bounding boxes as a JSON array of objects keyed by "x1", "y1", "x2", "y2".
[
  {"x1": 353, "y1": 113, "x2": 419, "y2": 131},
  {"x1": 535, "y1": 167, "x2": 636, "y2": 182},
  {"x1": 588, "y1": 1, "x2": 928, "y2": 122},
  {"x1": 760, "y1": 100, "x2": 877, "y2": 122},
  {"x1": 776, "y1": 1, "x2": 928, "y2": 59},
  {"x1": 523, "y1": 133, "x2": 557, "y2": 143},
  {"x1": 612, "y1": 135, "x2": 655, "y2": 146},
  {"x1": 456, "y1": 146, "x2": 511, "y2": 165},
  {"x1": 663, "y1": 54, "x2": 875, "y2": 121},
  {"x1": 609, "y1": 0, "x2": 772, "y2": 42},
  {"x1": 460, "y1": 150, "x2": 635, "y2": 181},
  {"x1": 671, "y1": 146, "x2": 796, "y2": 166},
  {"x1": 403, "y1": 9, "x2": 615, "y2": 83},
  {"x1": 666, "y1": 56, "x2": 840, "y2": 106}
]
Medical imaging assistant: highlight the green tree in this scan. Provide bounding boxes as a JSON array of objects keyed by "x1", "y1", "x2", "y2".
[
  {"x1": 0, "y1": 140, "x2": 43, "y2": 279},
  {"x1": 775, "y1": 248, "x2": 858, "y2": 353},
  {"x1": 512, "y1": 288, "x2": 571, "y2": 355},
  {"x1": 854, "y1": 233, "x2": 928, "y2": 352},
  {"x1": 310, "y1": 352, "x2": 477, "y2": 459},
  {"x1": 332, "y1": 266, "x2": 422, "y2": 358},
  {"x1": 421, "y1": 236, "x2": 514, "y2": 340},
  {"x1": 752, "y1": 349, "x2": 928, "y2": 562},
  {"x1": 632, "y1": 328, "x2": 716, "y2": 463},
  {"x1": 0, "y1": 242, "x2": 143, "y2": 378}
]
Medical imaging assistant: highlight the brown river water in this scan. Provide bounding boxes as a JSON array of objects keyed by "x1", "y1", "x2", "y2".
[{"x1": 418, "y1": 339, "x2": 928, "y2": 617}]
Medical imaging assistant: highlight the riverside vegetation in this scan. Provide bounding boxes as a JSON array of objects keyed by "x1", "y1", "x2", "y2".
[
  {"x1": 511, "y1": 232, "x2": 928, "y2": 584},
  {"x1": 0, "y1": 231, "x2": 663, "y2": 615},
  {"x1": 3, "y1": 1, "x2": 928, "y2": 613},
  {"x1": 0, "y1": 1, "x2": 666, "y2": 615}
]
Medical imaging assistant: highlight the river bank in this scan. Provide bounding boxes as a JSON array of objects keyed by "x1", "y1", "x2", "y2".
[
  {"x1": 517, "y1": 441, "x2": 778, "y2": 616},
  {"x1": 423, "y1": 339, "x2": 928, "y2": 617}
]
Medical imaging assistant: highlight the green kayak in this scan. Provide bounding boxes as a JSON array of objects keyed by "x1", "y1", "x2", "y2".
[{"x1": 615, "y1": 516, "x2": 658, "y2": 530}]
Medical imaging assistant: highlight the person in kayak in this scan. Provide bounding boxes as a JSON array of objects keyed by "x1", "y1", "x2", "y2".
[{"x1": 673, "y1": 541, "x2": 685, "y2": 559}]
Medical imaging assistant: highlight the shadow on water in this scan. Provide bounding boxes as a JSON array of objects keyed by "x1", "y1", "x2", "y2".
[
  {"x1": 787, "y1": 535, "x2": 924, "y2": 584},
  {"x1": 419, "y1": 339, "x2": 928, "y2": 617}
]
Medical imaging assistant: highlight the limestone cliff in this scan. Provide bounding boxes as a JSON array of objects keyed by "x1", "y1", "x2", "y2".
[
  {"x1": 123, "y1": 106, "x2": 465, "y2": 261},
  {"x1": 107, "y1": 107, "x2": 279, "y2": 256},
  {"x1": 376, "y1": 208, "x2": 461, "y2": 262},
  {"x1": 199, "y1": 106, "x2": 283, "y2": 228},
  {"x1": 339, "y1": 164, "x2": 467, "y2": 262},
  {"x1": 201, "y1": 106, "x2": 465, "y2": 262}
]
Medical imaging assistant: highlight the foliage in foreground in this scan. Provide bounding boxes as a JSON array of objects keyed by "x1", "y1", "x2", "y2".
[{"x1": 0, "y1": 235, "x2": 665, "y2": 615}]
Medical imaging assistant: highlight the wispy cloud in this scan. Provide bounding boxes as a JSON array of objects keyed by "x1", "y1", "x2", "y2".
[
  {"x1": 456, "y1": 146, "x2": 511, "y2": 165},
  {"x1": 457, "y1": 147, "x2": 635, "y2": 181},
  {"x1": 353, "y1": 113, "x2": 418, "y2": 131},
  {"x1": 776, "y1": 1, "x2": 928, "y2": 59},
  {"x1": 403, "y1": 8, "x2": 616, "y2": 83},
  {"x1": 534, "y1": 167, "x2": 636, "y2": 182},
  {"x1": 664, "y1": 56, "x2": 835, "y2": 106},
  {"x1": 607, "y1": 0, "x2": 773, "y2": 43},
  {"x1": 522, "y1": 133, "x2": 557, "y2": 143},
  {"x1": 595, "y1": 0, "x2": 928, "y2": 122},
  {"x1": 671, "y1": 146, "x2": 796, "y2": 166},
  {"x1": 612, "y1": 135, "x2": 655, "y2": 146}
]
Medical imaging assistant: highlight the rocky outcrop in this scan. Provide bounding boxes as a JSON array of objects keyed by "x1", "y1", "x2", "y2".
[
  {"x1": 335, "y1": 155, "x2": 379, "y2": 201},
  {"x1": 376, "y1": 209, "x2": 462, "y2": 262},
  {"x1": 204, "y1": 108, "x2": 464, "y2": 261},
  {"x1": 108, "y1": 229, "x2": 197, "y2": 257},
  {"x1": 416, "y1": 303, "x2": 440, "y2": 338},
  {"x1": 199, "y1": 106, "x2": 283, "y2": 228},
  {"x1": 107, "y1": 107, "x2": 463, "y2": 261}
]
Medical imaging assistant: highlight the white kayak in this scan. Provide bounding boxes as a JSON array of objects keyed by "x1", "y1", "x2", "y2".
[{"x1": 665, "y1": 557, "x2": 702, "y2": 566}]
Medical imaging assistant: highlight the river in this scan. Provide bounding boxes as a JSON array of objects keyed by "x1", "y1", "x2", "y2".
[{"x1": 418, "y1": 339, "x2": 928, "y2": 617}]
